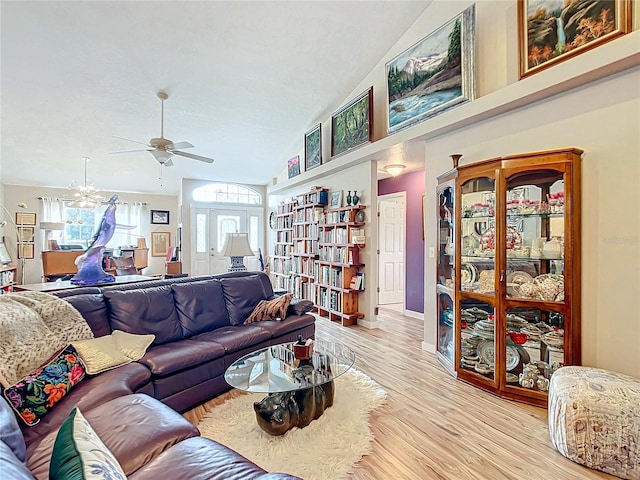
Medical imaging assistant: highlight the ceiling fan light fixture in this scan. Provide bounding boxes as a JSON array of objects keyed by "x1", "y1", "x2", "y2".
[
  {"x1": 384, "y1": 164, "x2": 406, "y2": 176},
  {"x1": 150, "y1": 150, "x2": 173, "y2": 164}
]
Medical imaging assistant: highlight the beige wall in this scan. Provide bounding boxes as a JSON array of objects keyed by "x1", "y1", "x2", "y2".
[{"x1": 1, "y1": 184, "x2": 178, "y2": 283}]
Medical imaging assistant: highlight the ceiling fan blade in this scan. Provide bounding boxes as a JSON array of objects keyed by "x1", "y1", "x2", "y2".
[
  {"x1": 164, "y1": 159, "x2": 174, "y2": 167},
  {"x1": 112, "y1": 135, "x2": 151, "y2": 147},
  {"x1": 172, "y1": 150, "x2": 214, "y2": 163},
  {"x1": 111, "y1": 149, "x2": 153, "y2": 155},
  {"x1": 169, "y1": 141, "x2": 194, "y2": 150}
]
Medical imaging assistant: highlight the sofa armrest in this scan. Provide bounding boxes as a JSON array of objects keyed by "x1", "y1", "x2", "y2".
[{"x1": 287, "y1": 299, "x2": 313, "y2": 316}]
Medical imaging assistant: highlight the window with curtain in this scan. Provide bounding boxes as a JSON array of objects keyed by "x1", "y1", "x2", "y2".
[{"x1": 40, "y1": 198, "x2": 147, "y2": 249}]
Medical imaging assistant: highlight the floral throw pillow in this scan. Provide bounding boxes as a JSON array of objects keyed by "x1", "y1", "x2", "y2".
[{"x1": 3, "y1": 345, "x2": 86, "y2": 426}]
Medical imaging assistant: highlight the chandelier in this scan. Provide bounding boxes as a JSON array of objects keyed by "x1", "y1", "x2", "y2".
[{"x1": 67, "y1": 157, "x2": 104, "y2": 208}]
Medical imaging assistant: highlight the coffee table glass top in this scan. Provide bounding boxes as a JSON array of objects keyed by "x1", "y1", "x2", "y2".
[{"x1": 224, "y1": 341, "x2": 355, "y2": 394}]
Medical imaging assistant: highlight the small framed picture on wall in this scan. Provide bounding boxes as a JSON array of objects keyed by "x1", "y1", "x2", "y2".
[{"x1": 151, "y1": 210, "x2": 170, "y2": 225}]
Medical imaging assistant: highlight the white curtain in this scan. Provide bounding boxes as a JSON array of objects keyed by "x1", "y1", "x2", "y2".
[
  {"x1": 108, "y1": 202, "x2": 148, "y2": 249},
  {"x1": 39, "y1": 197, "x2": 65, "y2": 247}
]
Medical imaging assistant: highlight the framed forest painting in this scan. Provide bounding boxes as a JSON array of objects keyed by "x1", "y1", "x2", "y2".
[
  {"x1": 519, "y1": 0, "x2": 632, "y2": 78},
  {"x1": 331, "y1": 87, "x2": 373, "y2": 158},
  {"x1": 386, "y1": 5, "x2": 475, "y2": 134},
  {"x1": 304, "y1": 124, "x2": 322, "y2": 171}
]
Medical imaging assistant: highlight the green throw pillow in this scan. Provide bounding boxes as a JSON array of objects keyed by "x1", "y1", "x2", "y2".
[{"x1": 49, "y1": 407, "x2": 127, "y2": 480}]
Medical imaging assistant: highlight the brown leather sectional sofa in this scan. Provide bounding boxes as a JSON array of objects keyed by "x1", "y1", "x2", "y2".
[{"x1": 1, "y1": 271, "x2": 311, "y2": 479}]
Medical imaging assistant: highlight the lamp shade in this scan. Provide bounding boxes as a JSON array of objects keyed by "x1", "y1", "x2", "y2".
[
  {"x1": 222, "y1": 233, "x2": 254, "y2": 257},
  {"x1": 39, "y1": 222, "x2": 66, "y2": 231}
]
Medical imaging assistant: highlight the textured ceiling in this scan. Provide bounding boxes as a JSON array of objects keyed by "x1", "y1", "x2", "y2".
[{"x1": 1, "y1": 1, "x2": 429, "y2": 195}]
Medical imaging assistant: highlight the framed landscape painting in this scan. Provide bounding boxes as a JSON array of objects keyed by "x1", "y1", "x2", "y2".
[
  {"x1": 331, "y1": 87, "x2": 373, "y2": 158},
  {"x1": 304, "y1": 124, "x2": 322, "y2": 171},
  {"x1": 386, "y1": 5, "x2": 475, "y2": 134},
  {"x1": 519, "y1": 0, "x2": 631, "y2": 78}
]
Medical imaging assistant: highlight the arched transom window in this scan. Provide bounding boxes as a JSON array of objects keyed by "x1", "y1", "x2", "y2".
[{"x1": 192, "y1": 183, "x2": 261, "y2": 205}]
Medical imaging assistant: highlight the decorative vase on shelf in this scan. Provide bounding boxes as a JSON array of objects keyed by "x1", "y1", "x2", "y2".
[
  {"x1": 351, "y1": 191, "x2": 359, "y2": 206},
  {"x1": 345, "y1": 191, "x2": 352, "y2": 206}
]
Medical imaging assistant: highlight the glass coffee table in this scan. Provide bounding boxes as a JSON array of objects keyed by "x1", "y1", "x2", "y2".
[{"x1": 224, "y1": 340, "x2": 355, "y2": 435}]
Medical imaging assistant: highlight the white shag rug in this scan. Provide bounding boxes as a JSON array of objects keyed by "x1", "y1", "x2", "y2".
[{"x1": 198, "y1": 369, "x2": 387, "y2": 480}]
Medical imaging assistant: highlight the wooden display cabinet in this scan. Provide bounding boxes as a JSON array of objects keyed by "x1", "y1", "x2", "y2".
[{"x1": 452, "y1": 148, "x2": 581, "y2": 407}]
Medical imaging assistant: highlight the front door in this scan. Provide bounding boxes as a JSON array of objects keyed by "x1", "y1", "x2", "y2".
[
  {"x1": 378, "y1": 194, "x2": 405, "y2": 305},
  {"x1": 209, "y1": 209, "x2": 249, "y2": 274}
]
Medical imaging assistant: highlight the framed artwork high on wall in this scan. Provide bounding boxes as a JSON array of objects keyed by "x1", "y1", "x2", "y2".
[
  {"x1": 331, "y1": 87, "x2": 373, "y2": 158},
  {"x1": 151, "y1": 210, "x2": 170, "y2": 225},
  {"x1": 304, "y1": 124, "x2": 322, "y2": 171},
  {"x1": 518, "y1": 0, "x2": 632, "y2": 78},
  {"x1": 386, "y1": 5, "x2": 476, "y2": 134}
]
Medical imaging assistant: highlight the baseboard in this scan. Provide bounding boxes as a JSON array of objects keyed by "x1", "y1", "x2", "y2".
[
  {"x1": 422, "y1": 341, "x2": 436, "y2": 353},
  {"x1": 358, "y1": 317, "x2": 379, "y2": 329},
  {"x1": 403, "y1": 309, "x2": 424, "y2": 320}
]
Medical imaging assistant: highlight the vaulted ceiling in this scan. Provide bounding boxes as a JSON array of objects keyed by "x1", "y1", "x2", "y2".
[{"x1": 1, "y1": 1, "x2": 430, "y2": 195}]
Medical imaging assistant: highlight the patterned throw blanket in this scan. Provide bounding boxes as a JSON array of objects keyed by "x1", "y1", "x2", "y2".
[{"x1": 0, "y1": 291, "x2": 93, "y2": 387}]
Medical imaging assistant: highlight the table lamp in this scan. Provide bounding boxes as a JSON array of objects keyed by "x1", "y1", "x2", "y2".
[{"x1": 222, "y1": 233, "x2": 254, "y2": 272}]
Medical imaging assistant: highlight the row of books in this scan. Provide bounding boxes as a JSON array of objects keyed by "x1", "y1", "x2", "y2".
[
  {"x1": 294, "y1": 240, "x2": 319, "y2": 254},
  {"x1": 349, "y1": 272, "x2": 365, "y2": 290},
  {"x1": 294, "y1": 207, "x2": 323, "y2": 223},
  {"x1": 318, "y1": 265, "x2": 343, "y2": 289},
  {"x1": 275, "y1": 216, "x2": 293, "y2": 229},
  {"x1": 274, "y1": 244, "x2": 292, "y2": 256},
  {"x1": 276, "y1": 230, "x2": 293, "y2": 243},
  {"x1": 291, "y1": 276, "x2": 314, "y2": 301},
  {"x1": 317, "y1": 246, "x2": 359, "y2": 265},
  {"x1": 290, "y1": 256, "x2": 316, "y2": 277},
  {"x1": 316, "y1": 287, "x2": 343, "y2": 311},
  {"x1": 0, "y1": 269, "x2": 15, "y2": 287},
  {"x1": 294, "y1": 224, "x2": 318, "y2": 239},
  {"x1": 277, "y1": 202, "x2": 295, "y2": 215}
]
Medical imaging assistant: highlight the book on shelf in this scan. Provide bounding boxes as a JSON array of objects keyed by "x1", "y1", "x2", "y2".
[
  {"x1": 349, "y1": 275, "x2": 358, "y2": 290},
  {"x1": 354, "y1": 272, "x2": 365, "y2": 290}
]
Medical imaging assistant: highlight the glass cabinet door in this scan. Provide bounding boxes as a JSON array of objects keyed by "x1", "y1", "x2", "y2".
[
  {"x1": 460, "y1": 177, "x2": 496, "y2": 296},
  {"x1": 504, "y1": 307, "x2": 565, "y2": 392},
  {"x1": 459, "y1": 300, "x2": 495, "y2": 380},
  {"x1": 504, "y1": 173, "x2": 565, "y2": 304},
  {"x1": 436, "y1": 183, "x2": 455, "y2": 374}
]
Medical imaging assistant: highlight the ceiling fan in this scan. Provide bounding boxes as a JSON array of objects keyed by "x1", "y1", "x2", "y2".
[{"x1": 111, "y1": 92, "x2": 214, "y2": 167}]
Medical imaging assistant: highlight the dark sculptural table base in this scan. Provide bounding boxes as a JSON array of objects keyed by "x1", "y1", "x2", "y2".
[{"x1": 253, "y1": 381, "x2": 335, "y2": 436}]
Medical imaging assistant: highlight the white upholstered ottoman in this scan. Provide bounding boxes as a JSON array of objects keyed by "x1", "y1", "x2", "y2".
[{"x1": 549, "y1": 366, "x2": 640, "y2": 479}]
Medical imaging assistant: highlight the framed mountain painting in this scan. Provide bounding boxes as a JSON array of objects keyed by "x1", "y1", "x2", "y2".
[
  {"x1": 519, "y1": 0, "x2": 632, "y2": 78},
  {"x1": 386, "y1": 5, "x2": 475, "y2": 134}
]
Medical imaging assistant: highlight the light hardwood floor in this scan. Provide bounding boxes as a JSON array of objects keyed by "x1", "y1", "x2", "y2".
[{"x1": 186, "y1": 308, "x2": 614, "y2": 480}]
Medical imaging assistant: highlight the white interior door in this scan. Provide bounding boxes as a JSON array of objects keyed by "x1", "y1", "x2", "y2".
[{"x1": 378, "y1": 194, "x2": 405, "y2": 305}]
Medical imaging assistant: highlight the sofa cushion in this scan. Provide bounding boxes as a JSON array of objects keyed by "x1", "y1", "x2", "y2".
[
  {"x1": 72, "y1": 331, "x2": 155, "y2": 375},
  {"x1": 62, "y1": 294, "x2": 111, "y2": 338},
  {"x1": 0, "y1": 395, "x2": 27, "y2": 463},
  {"x1": 49, "y1": 407, "x2": 126, "y2": 480},
  {"x1": 4, "y1": 345, "x2": 86, "y2": 427},
  {"x1": 219, "y1": 275, "x2": 269, "y2": 326},
  {"x1": 0, "y1": 442, "x2": 35, "y2": 480},
  {"x1": 104, "y1": 286, "x2": 183, "y2": 345},
  {"x1": 151, "y1": 359, "x2": 226, "y2": 400},
  {"x1": 193, "y1": 325, "x2": 272, "y2": 354},
  {"x1": 171, "y1": 279, "x2": 230, "y2": 336},
  {"x1": 127, "y1": 437, "x2": 270, "y2": 480},
  {"x1": 79, "y1": 394, "x2": 199, "y2": 476},
  {"x1": 245, "y1": 294, "x2": 293, "y2": 324},
  {"x1": 139, "y1": 338, "x2": 226, "y2": 377}
]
